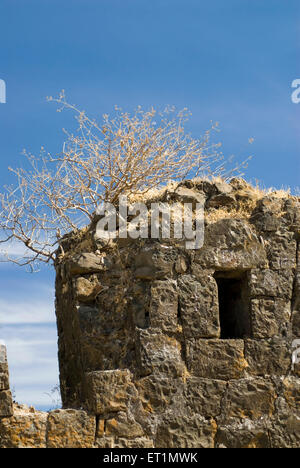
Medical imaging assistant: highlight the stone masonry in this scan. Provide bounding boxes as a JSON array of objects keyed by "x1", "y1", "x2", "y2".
[
  {"x1": 0, "y1": 344, "x2": 13, "y2": 419},
  {"x1": 0, "y1": 178, "x2": 299, "y2": 448}
]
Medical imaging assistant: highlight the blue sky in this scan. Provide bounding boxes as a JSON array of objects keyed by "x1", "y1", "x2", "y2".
[{"x1": 0, "y1": 0, "x2": 299, "y2": 410}]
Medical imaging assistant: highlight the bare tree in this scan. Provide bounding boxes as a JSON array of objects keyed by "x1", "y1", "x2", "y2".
[{"x1": 0, "y1": 91, "x2": 249, "y2": 270}]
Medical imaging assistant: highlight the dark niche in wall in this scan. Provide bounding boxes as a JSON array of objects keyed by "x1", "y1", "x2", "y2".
[{"x1": 214, "y1": 271, "x2": 252, "y2": 339}]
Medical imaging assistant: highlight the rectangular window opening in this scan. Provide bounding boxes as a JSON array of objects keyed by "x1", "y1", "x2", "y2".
[{"x1": 214, "y1": 271, "x2": 252, "y2": 339}]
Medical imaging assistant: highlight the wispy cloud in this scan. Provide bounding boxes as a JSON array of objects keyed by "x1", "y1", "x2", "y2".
[
  {"x1": 0, "y1": 274, "x2": 55, "y2": 324},
  {"x1": 0, "y1": 277, "x2": 58, "y2": 409},
  {"x1": 0, "y1": 241, "x2": 30, "y2": 259},
  {"x1": 2, "y1": 323, "x2": 59, "y2": 410},
  {"x1": 0, "y1": 297, "x2": 55, "y2": 324}
]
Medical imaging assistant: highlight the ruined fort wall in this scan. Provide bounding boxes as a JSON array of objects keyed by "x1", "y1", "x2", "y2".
[{"x1": 1, "y1": 179, "x2": 299, "y2": 448}]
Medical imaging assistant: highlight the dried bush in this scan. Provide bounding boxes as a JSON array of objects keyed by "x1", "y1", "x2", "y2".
[{"x1": 0, "y1": 91, "x2": 249, "y2": 270}]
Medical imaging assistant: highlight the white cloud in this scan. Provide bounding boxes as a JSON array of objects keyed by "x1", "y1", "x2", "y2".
[
  {"x1": 0, "y1": 265, "x2": 59, "y2": 408},
  {"x1": 2, "y1": 323, "x2": 59, "y2": 410},
  {"x1": 0, "y1": 277, "x2": 55, "y2": 324},
  {"x1": 0, "y1": 297, "x2": 55, "y2": 324}
]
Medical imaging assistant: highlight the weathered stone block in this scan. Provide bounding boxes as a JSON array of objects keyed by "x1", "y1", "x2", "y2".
[
  {"x1": 0, "y1": 344, "x2": 9, "y2": 391},
  {"x1": 178, "y1": 275, "x2": 220, "y2": 338},
  {"x1": 250, "y1": 197, "x2": 285, "y2": 233},
  {"x1": 0, "y1": 405, "x2": 46, "y2": 448},
  {"x1": 251, "y1": 298, "x2": 291, "y2": 339},
  {"x1": 78, "y1": 283, "x2": 128, "y2": 335},
  {"x1": 0, "y1": 390, "x2": 13, "y2": 417},
  {"x1": 207, "y1": 193, "x2": 236, "y2": 208},
  {"x1": 269, "y1": 414, "x2": 300, "y2": 448},
  {"x1": 0, "y1": 344, "x2": 8, "y2": 369},
  {"x1": 266, "y1": 232, "x2": 297, "y2": 270},
  {"x1": 67, "y1": 252, "x2": 107, "y2": 276},
  {"x1": 184, "y1": 377, "x2": 227, "y2": 418},
  {"x1": 245, "y1": 339, "x2": 291, "y2": 376},
  {"x1": 216, "y1": 420, "x2": 271, "y2": 448},
  {"x1": 249, "y1": 269, "x2": 293, "y2": 299},
  {"x1": 282, "y1": 377, "x2": 300, "y2": 415},
  {"x1": 292, "y1": 310, "x2": 300, "y2": 337},
  {"x1": 194, "y1": 219, "x2": 267, "y2": 270},
  {"x1": 77, "y1": 284, "x2": 131, "y2": 372},
  {"x1": 74, "y1": 276, "x2": 103, "y2": 302},
  {"x1": 84, "y1": 370, "x2": 138, "y2": 415},
  {"x1": 173, "y1": 186, "x2": 206, "y2": 205},
  {"x1": 78, "y1": 304, "x2": 116, "y2": 335},
  {"x1": 223, "y1": 378, "x2": 276, "y2": 420},
  {"x1": 155, "y1": 413, "x2": 217, "y2": 448},
  {"x1": 47, "y1": 409, "x2": 96, "y2": 448},
  {"x1": 94, "y1": 436, "x2": 114, "y2": 448},
  {"x1": 186, "y1": 339, "x2": 247, "y2": 380},
  {"x1": 283, "y1": 198, "x2": 300, "y2": 232},
  {"x1": 105, "y1": 412, "x2": 144, "y2": 439},
  {"x1": 149, "y1": 280, "x2": 178, "y2": 333},
  {"x1": 137, "y1": 375, "x2": 184, "y2": 414},
  {"x1": 134, "y1": 246, "x2": 175, "y2": 280},
  {"x1": 0, "y1": 372, "x2": 9, "y2": 392},
  {"x1": 135, "y1": 328, "x2": 186, "y2": 377}
]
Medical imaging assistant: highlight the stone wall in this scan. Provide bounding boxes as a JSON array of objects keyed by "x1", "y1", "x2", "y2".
[
  {"x1": 0, "y1": 343, "x2": 97, "y2": 448},
  {"x1": 1, "y1": 178, "x2": 299, "y2": 448},
  {"x1": 0, "y1": 344, "x2": 13, "y2": 419}
]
